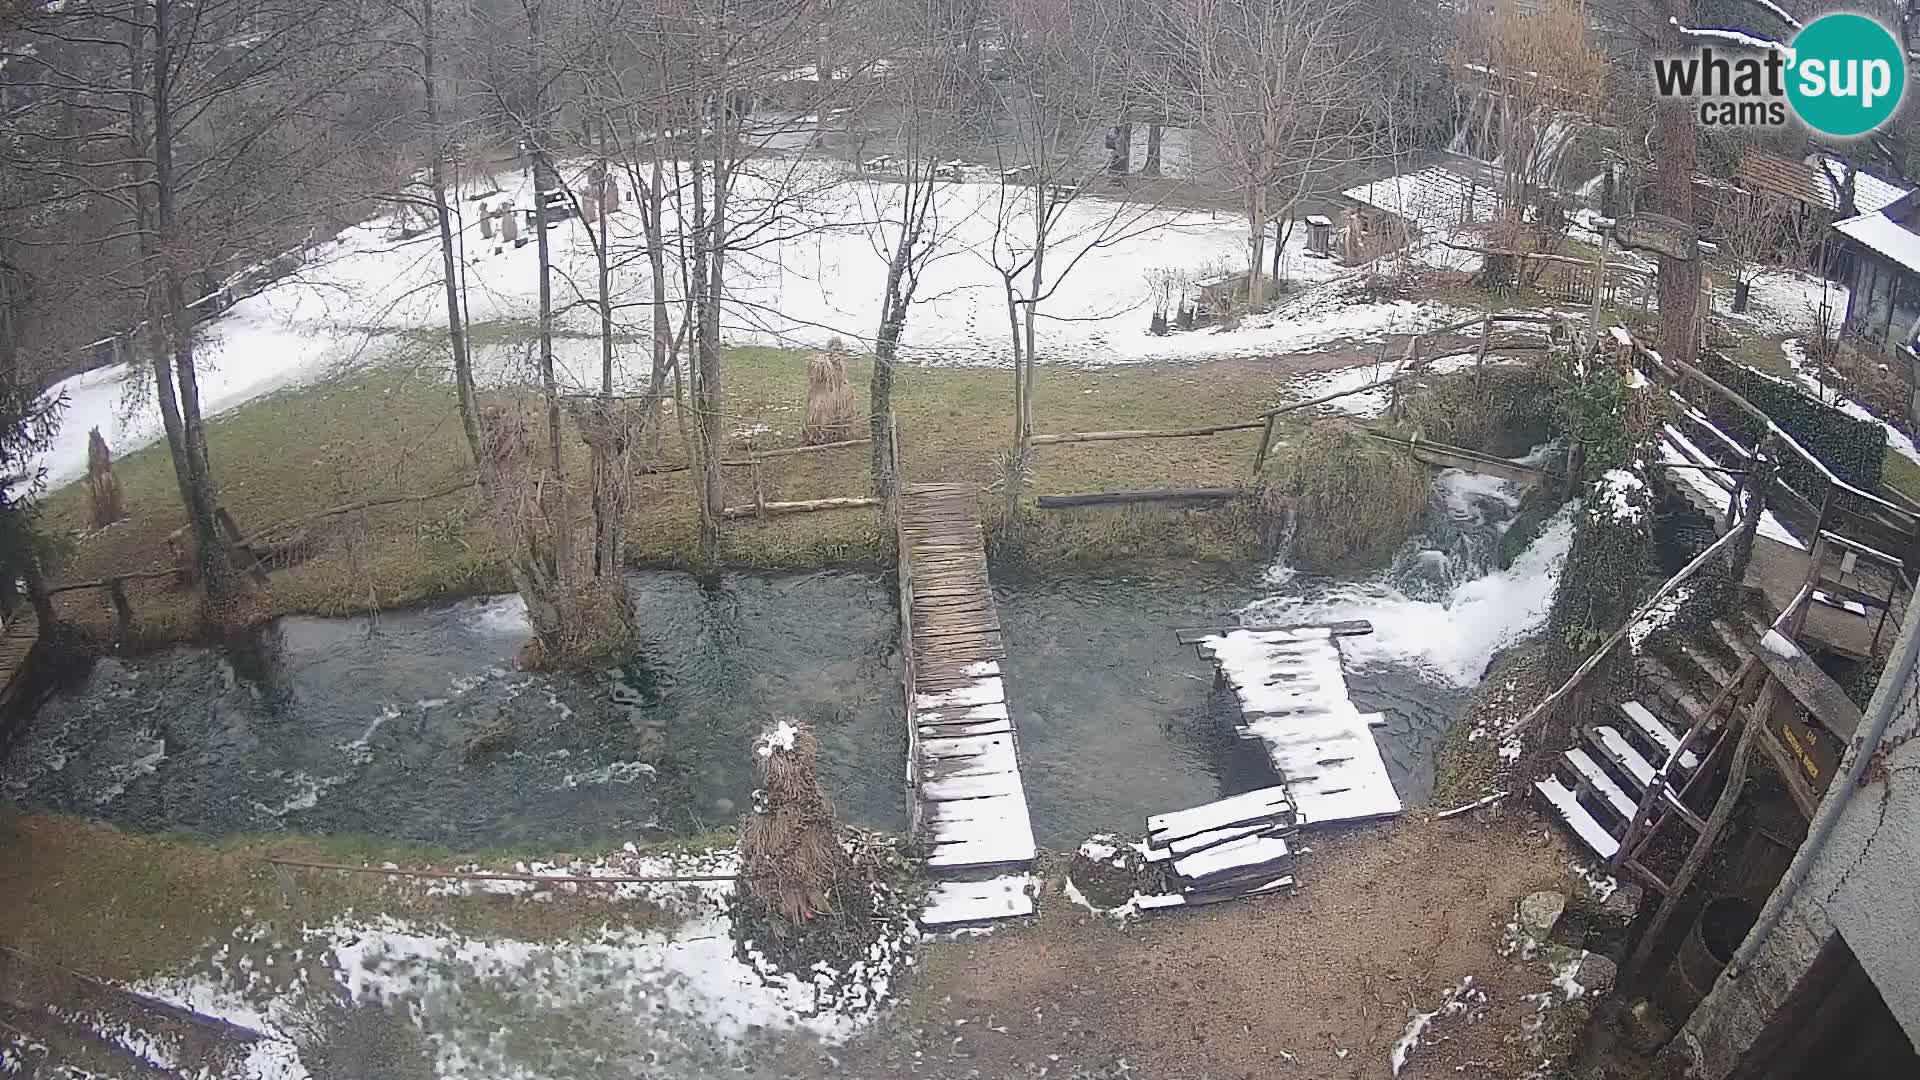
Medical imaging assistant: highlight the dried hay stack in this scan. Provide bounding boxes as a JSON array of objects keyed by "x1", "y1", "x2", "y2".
[
  {"x1": 1259, "y1": 419, "x2": 1428, "y2": 573},
  {"x1": 739, "y1": 718, "x2": 854, "y2": 934},
  {"x1": 801, "y1": 339, "x2": 857, "y2": 445},
  {"x1": 85, "y1": 427, "x2": 125, "y2": 528}
]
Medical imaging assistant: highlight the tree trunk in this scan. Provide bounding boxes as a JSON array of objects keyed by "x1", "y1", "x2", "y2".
[
  {"x1": 1654, "y1": 0, "x2": 1702, "y2": 365},
  {"x1": 1107, "y1": 123, "x2": 1131, "y2": 178},
  {"x1": 148, "y1": 0, "x2": 232, "y2": 600},
  {"x1": 423, "y1": 0, "x2": 484, "y2": 470},
  {"x1": 1143, "y1": 123, "x2": 1163, "y2": 178},
  {"x1": 642, "y1": 130, "x2": 671, "y2": 456},
  {"x1": 871, "y1": 250, "x2": 910, "y2": 504},
  {"x1": 1248, "y1": 185, "x2": 1269, "y2": 311}
]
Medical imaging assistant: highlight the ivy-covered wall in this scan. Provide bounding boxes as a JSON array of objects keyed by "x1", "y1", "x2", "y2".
[{"x1": 1698, "y1": 354, "x2": 1887, "y2": 494}]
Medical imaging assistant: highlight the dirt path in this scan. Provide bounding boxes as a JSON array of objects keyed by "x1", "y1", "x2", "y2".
[{"x1": 831, "y1": 811, "x2": 1590, "y2": 1079}]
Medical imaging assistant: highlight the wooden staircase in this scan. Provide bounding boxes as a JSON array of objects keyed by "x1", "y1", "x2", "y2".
[{"x1": 1534, "y1": 616, "x2": 1763, "y2": 899}]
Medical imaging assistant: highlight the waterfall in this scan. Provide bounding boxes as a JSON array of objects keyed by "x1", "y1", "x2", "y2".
[
  {"x1": 1445, "y1": 86, "x2": 1599, "y2": 198},
  {"x1": 1245, "y1": 461, "x2": 1575, "y2": 688}
]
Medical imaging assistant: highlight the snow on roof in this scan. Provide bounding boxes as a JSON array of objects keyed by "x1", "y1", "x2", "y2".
[
  {"x1": 1834, "y1": 211, "x2": 1920, "y2": 272},
  {"x1": 1733, "y1": 152, "x2": 1909, "y2": 215}
]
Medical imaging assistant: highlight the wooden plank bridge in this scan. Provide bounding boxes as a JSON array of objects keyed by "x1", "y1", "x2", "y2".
[
  {"x1": 895, "y1": 483, "x2": 1037, "y2": 927},
  {"x1": 0, "y1": 611, "x2": 40, "y2": 721}
]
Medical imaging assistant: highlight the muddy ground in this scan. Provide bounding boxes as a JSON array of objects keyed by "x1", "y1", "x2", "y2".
[{"x1": 830, "y1": 809, "x2": 1598, "y2": 1080}]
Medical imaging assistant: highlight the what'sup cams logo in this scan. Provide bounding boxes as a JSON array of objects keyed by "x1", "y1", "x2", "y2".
[{"x1": 1653, "y1": 12, "x2": 1906, "y2": 137}]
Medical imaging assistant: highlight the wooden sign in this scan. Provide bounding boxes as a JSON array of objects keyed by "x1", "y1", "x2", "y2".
[{"x1": 1613, "y1": 212, "x2": 1697, "y2": 262}]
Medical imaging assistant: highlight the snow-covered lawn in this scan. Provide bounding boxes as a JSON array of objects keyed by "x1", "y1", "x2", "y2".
[
  {"x1": 1715, "y1": 270, "x2": 1848, "y2": 335},
  {"x1": 117, "y1": 846, "x2": 914, "y2": 1079},
  {"x1": 29, "y1": 159, "x2": 1441, "y2": 489}
]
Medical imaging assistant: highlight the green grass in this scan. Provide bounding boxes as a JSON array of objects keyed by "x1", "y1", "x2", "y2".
[
  {"x1": 41, "y1": 330, "x2": 1298, "y2": 641},
  {"x1": 0, "y1": 809, "x2": 732, "y2": 984}
]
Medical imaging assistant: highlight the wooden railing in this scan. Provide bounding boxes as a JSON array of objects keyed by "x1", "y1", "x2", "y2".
[{"x1": 717, "y1": 437, "x2": 880, "y2": 521}]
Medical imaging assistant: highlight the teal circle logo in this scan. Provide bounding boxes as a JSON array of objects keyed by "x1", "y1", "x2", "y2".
[{"x1": 1786, "y1": 13, "x2": 1905, "y2": 137}]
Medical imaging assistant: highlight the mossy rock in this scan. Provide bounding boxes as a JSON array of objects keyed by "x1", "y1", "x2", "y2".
[{"x1": 1260, "y1": 420, "x2": 1429, "y2": 573}]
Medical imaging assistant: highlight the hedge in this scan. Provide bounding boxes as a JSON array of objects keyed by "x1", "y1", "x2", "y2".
[{"x1": 1698, "y1": 354, "x2": 1886, "y2": 496}]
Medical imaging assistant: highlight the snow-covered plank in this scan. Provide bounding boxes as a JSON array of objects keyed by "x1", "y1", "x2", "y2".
[
  {"x1": 1146, "y1": 786, "x2": 1292, "y2": 840},
  {"x1": 920, "y1": 736, "x2": 1018, "y2": 780},
  {"x1": 1812, "y1": 589, "x2": 1871, "y2": 617},
  {"x1": 921, "y1": 768, "x2": 1025, "y2": 802},
  {"x1": 921, "y1": 874, "x2": 1035, "y2": 926},
  {"x1": 916, "y1": 716, "x2": 1014, "y2": 739},
  {"x1": 914, "y1": 676, "x2": 1005, "y2": 711},
  {"x1": 915, "y1": 701, "x2": 1010, "y2": 727},
  {"x1": 1618, "y1": 701, "x2": 1700, "y2": 770},
  {"x1": 1535, "y1": 777, "x2": 1621, "y2": 860},
  {"x1": 1163, "y1": 821, "x2": 1274, "y2": 858},
  {"x1": 925, "y1": 828, "x2": 1037, "y2": 868},
  {"x1": 920, "y1": 733, "x2": 1016, "y2": 760},
  {"x1": 923, "y1": 792, "x2": 1029, "y2": 827},
  {"x1": 1590, "y1": 725, "x2": 1657, "y2": 790},
  {"x1": 1563, "y1": 748, "x2": 1637, "y2": 821},
  {"x1": 1245, "y1": 713, "x2": 1403, "y2": 824},
  {"x1": 1171, "y1": 832, "x2": 1292, "y2": 883}
]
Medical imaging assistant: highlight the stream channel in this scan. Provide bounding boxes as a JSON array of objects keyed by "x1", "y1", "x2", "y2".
[{"x1": 0, "y1": 468, "x2": 1570, "y2": 851}]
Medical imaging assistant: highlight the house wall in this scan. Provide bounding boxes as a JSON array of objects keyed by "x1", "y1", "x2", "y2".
[
  {"x1": 1847, "y1": 251, "x2": 1920, "y2": 352},
  {"x1": 1664, "y1": 607, "x2": 1920, "y2": 1077}
]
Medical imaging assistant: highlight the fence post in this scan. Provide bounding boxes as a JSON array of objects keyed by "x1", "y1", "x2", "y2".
[
  {"x1": 752, "y1": 457, "x2": 767, "y2": 522},
  {"x1": 108, "y1": 576, "x2": 133, "y2": 646},
  {"x1": 1252, "y1": 413, "x2": 1279, "y2": 477}
]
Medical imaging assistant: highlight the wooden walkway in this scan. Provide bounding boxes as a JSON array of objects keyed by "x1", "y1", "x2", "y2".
[
  {"x1": 1186, "y1": 623, "x2": 1404, "y2": 827},
  {"x1": 0, "y1": 611, "x2": 39, "y2": 719},
  {"x1": 896, "y1": 483, "x2": 1036, "y2": 927}
]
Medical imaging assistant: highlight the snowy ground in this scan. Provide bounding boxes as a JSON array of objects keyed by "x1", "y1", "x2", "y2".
[
  {"x1": 1779, "y1": 337, "x2": 1920, "y2": 466},
  {"x1": 96, "y1": 847, "x2": 914, "y2": 1079},
  {"x1": 29, "y1": 159, "x2": 1449, "y2": 489},
  {"x1": 1713, "y1": 270, "x2": 1848, "y2": 335}
]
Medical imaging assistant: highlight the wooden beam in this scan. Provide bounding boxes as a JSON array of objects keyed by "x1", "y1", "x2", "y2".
[
  {"x1": 1035, "y1": 488, "x2": 1241, "y2": 509},
  {"x1": 1622, "y1": 696, "x2": 1764, "y2": 984},
  {"x1": 720, "y1": 496, "x2": 880, "y2": 519},
  {"x1": 1028, "y1": 422, "x2": 1265, "y2": 445},
  {"x1": 1360, "y1": 431, "x2": 1551, "y2": 485},
  {"x1": 1172, "y1": 619, "x2": 1374, "y2": 644}
]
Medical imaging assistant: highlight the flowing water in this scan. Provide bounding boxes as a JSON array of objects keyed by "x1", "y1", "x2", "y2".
[{"x1": 1, "y1": 469, "x2": 1568, "y2": 851}]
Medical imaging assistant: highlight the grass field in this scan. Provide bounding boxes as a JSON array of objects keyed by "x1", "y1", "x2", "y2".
[{"x1": 40, "y1": 331, "x2": 1296, "y2": 641}]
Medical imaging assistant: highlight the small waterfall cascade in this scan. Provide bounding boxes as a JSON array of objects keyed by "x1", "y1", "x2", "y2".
[{"x1": 1446, "y1": 85, "x2": 1603, "y2": 200}]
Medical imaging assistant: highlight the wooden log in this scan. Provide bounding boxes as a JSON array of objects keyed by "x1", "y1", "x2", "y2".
[
  {"x1": 1028, "y1": 422, "x2": 1265, "y2": 446},
  {"x1": 748, "y1": 437, "x2": 871, "y2": 460},
  {"x1": 1035, "y1": 488, "x2": 1241, "y2": 509},
  {"x1": 719, "y1": 496, "x2": 881, "y2": 519}
]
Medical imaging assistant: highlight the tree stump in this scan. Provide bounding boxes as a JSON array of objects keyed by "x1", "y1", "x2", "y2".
[{"x1": 84, "y1": 428, "x2": 124, "y2": 528}]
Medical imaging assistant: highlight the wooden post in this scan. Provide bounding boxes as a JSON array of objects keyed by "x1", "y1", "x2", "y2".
[
  {"x1": 1729, "y1": 442, "x2": 1773, "y2": 583},
  {"x1": 1474, "y1": 313, "x2": 1492, "y2": 387},
  {"x1": 108, "y1": 576, "x2": 133, "y2": 646},
  {"x1": 1622, "y1": 685, "x2": 1766, "y2": 985},
  {"x1": 1252, "y1": 413, "x2": 1279, "y2": 477},
  {"x1": 752, "y1": 458, "x2": 769, "y2": 514},
  {"x1": 216, "y1": 507, "x2": 271, "y2": 583}
]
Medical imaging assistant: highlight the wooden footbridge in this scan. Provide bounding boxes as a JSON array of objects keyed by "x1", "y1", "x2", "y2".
[
  {"x1": 895, "y1": 482, "x2": 1038, "y2": 928},
  {"x1": 0, "y1": 610, "x2": 40, "y2": 723}
]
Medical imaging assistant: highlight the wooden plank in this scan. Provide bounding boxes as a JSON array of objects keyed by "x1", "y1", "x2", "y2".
[
  {"x1": 1752, "y1": 630, "x2": 1863, "y2": 739},
  {"x1": 1148, "y1": 787, "x2": 1294, "y2": 840}
]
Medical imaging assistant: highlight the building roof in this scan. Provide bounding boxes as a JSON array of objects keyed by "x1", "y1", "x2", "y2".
[
  {"x1": 1833, "y1": 210, "x2": 1920, "y2": 272},
  {"x1": 1734, "y1": 152, "x2": 1909, "y2": 215}
]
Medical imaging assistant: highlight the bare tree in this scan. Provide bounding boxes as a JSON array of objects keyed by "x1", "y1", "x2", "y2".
[
  {"x1": 855, "y1": 4, "x2": 976, "y2": 503},
  {"x1": 983, "y1": 0, "x2": 1170, "y2": 524},
  {"x1": 1160, "y1": 0, "x2": 1383, "y2": 309},
  {"x1": 10, "y1": 0, "x2": 382, "y2": 615},
  {"x1": 1451, "y1": 0, "x2": 1607, "y2": 269}
]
